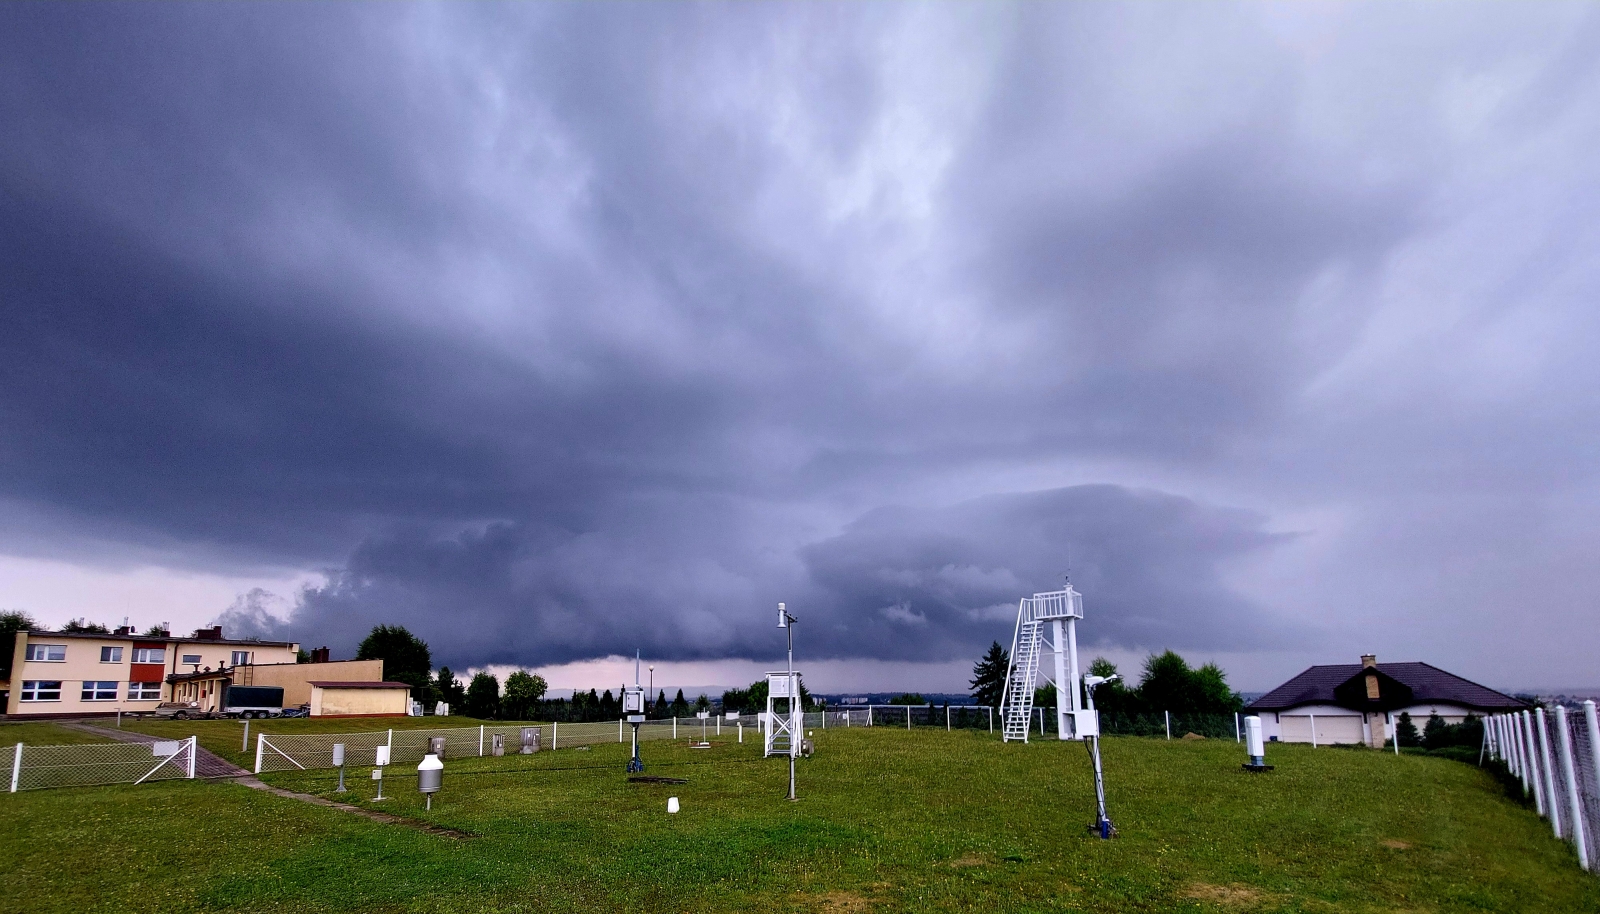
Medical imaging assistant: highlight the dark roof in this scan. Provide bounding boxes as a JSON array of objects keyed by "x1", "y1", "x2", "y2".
[
  {"x1": 22, "y1": 630, "x2": 297, "y2": 648},
  {"x1": 167, "y1": 669, "x2": 232, "y2": 683},
  {"x1": 1247, "y1": 662, "x2": 1527, "y2": 712},
  {"x1": 308, "y1": 681, "x2": 412, "y2": 689}
]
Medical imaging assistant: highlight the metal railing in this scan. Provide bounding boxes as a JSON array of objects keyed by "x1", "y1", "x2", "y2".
[
  {"x1": 7, "y1": 737, "x2": 196, "y2": 792},
  {"x1": 1485, "y1": 702, "x2": 1600, "y2": 872}
]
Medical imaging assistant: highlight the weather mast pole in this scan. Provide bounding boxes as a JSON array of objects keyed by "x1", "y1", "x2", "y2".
[{"x1": 778, "y1": 602, "x2": 798, "y2": 801}]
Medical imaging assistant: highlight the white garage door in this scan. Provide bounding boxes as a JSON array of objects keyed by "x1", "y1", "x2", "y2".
[{"x1": 1279, "y1": 714, "x2": 1364, "y2": 745}]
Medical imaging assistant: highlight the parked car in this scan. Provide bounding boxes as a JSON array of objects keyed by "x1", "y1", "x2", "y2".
[{"x1": 151, "y1": 701, "x2": 207, "y2": 720}]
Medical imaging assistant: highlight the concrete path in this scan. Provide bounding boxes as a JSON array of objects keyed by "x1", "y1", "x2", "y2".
[{"x1": 58, "y1": 720, "x2": 249, "y2": 778}]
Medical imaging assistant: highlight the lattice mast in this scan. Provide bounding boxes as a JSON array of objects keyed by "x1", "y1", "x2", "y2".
[{"x1": 1000, "y1": 582, "x2": 1085, "y2": 742}]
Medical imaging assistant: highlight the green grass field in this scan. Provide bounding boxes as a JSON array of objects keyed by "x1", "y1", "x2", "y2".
[
  {"x1": 0, "y1": 720, "x2": 109, "y2": 746},
  {"x1": 2, "y1": 728, "x2": 1595, "y2": 913}
]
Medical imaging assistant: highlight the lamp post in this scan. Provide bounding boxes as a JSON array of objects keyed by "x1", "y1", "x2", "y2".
[
  {"x1": 648, "y1": 665, "x2": 655, "y2": 714},
  {"x1": 778, "y1": 602, "x2": 798, "y2": 801}
]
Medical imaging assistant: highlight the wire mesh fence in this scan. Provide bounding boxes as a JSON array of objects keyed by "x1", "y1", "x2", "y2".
[
  {"x1": 7, "y1": 737, "x2": 196, "y2": 791},
  {"x1": 1485, "y1": 702, "x2": 1600, "y2": 872}
]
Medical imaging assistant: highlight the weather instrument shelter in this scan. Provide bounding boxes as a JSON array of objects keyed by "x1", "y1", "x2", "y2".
[
  {"x1": 763, "y1": 671, "x2": 802, "y2": 759},
  {"x1": 1001, "y1": 583, "x2": 1092, "y2": 742}
]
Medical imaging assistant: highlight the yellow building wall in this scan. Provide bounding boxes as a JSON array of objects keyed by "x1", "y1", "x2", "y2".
[
  {"x1": 244, "y1": 660, "x2": 384, "y2": 708},
  {"x1": 311, "y1": 686, "x2": 409, "y2": 717},
  {"x1": 6, "y1": 634, "x2": 299, "y2": 715}
]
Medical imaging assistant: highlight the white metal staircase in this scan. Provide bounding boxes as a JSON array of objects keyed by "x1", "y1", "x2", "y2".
[
  {"x1": 1000, "y1": 584, "x2": 1085, "y2": 743},
  {"x1": 1002, "y1": 618, "x2": 1042, "y2": 741}
]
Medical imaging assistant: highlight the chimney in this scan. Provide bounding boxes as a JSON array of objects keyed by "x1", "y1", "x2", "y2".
[
  {"x1": 113, "y1": 625, "x2": 133, "y2": 637},
  {"x1": 1361, "y1": 654, "x2": 1377, "y2": 669},
  {"x1": 192, "y1": 625, "x2": 224, "y2": 641},
  {"x1": 311, "y1": 646, "x2": 330, "y2": 663}
]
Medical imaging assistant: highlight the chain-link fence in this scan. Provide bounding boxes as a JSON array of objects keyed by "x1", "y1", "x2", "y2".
[
  {"x1": 6, "y1": 737, "x2": 196, "y2": 791},
  {"x1": 1485, "y1": 702, "x2": 1600, "y2": 872},
  {"x1": 252, "y1": 717, "x2": 763, "y2": 773}
]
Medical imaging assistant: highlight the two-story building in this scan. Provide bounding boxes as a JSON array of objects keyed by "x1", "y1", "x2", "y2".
[{"x1": 4, "y1": 625, "x2": 300, "y2": 718}]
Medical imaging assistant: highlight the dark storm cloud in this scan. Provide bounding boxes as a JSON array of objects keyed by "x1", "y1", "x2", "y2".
[
  {"x1": 4, "y1": 4, "x2": 1599, "y2": 682},
  {"x1": 224, "y1": 485, "x2": 1292, "y2": 669}
]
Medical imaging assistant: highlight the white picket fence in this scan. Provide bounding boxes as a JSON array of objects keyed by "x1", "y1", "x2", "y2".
[
  {"x1": 1484, "y1": 702, "x2": 1600, "y2": 872},
  {"x1": 5, "y1": 737, "x2": 197, "y2": 792},
  {"x1": 254, "y1": 716, "x2": 764, "y2": 773}
]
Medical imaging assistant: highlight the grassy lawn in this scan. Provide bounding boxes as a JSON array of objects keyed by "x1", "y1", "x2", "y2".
[
  {"x1": 2, "y1": 728, "x2": 1595, "y2": 913},
  {"x1": 120, "y1": 715, "x2": 529, "y2": 768},
  {"x1": 0, "y1": 720, "x2": 110, "y2": 746}
]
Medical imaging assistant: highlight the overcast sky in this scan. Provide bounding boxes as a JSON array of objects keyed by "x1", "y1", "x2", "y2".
[{"x1": 3, "y1": 3, "x2": 1598, "y2": 693}]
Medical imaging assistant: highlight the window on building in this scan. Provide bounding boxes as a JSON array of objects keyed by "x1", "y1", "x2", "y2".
[
  {"x1": 128, "y1": 682, "x2": 162, "y2": 700},
  {"x1": 81, "y1": 681, "x2": 119, "y2": 701},
  {"x1": 231, "y1": 650, "x2": 252, "y2": 666},
  {"x1": 25, "y1": 644, "x2": 67, "y2": 662},
  {"x1": 132, "y1": 647, "x2": 165, "y2": 664},
  {"x1": 101, "y1": 646, "x2": 124, "y2": 663},
  {"x1": 20, "y1": 681, "x2": 62, "y2": 701},
  {"x1": 181, "y1": 654, "x2": 202, "y2": 665}
]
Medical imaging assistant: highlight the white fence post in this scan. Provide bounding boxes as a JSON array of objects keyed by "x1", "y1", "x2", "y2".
[
  {"x1": 673, "y1": 718, "x2": 677, "y2": 739},
  {"x1": 1165, "y1": 711, "x2": 1171, "y2": 741},
  {"x1": 388, "y1": 728, "x2": 394, "y2": 753},
  {"x1": 1524, "y1": 712, "x2": 1547, "y2": 816},
  {"x1": 1235, "y1": 713, "x2": 1241, "y2": 743},
  {"x1": 909, "y1": 707, "x2": 914, "y2": 731},
  {"x1": 619, "y1": 719, "x2": 624, "y2": 742},
  {"x1": 738, "y1": 721, "x2": 743, "y2": 743},
  {"x1": 242, "y1": 719, "x2": 250, "y2": 753},
  {"x1": 1585, "y1": 702, "x2": 1600, "y2": 826},
  {"x1": 1537, "y1": 708, "x2": 1562, "y2": 837},
  {"x1": 188, "y1": 736, "x2": 197, "y2": 779},
  {"x1": 1555, "y1": 706, "x2": 1590, "y2": 869},
  {"x1": 255, "y1": 733, "x2": 265, "y2": 774},
  {"x1": 868, "y1": 705, "x2": 873, "y2": 727},
  {"x1": 988, "y1": 706, "x2": 993, "y2": 734},
  {"x1": 947, "y1": 706, "x2": 951, "y2": 731},
  {"x1": 479, "y1": 725, "x2": 485, "y2": 757},
  {"x1": 1310, "y1": 713, "x2": 1317, "y2": 748},
  {"x1": 10, "y1": 743, "x2": 20, "y2": 793},
  {"x1": 552, "y1": 721, "x2": 558, "y2": 749}
]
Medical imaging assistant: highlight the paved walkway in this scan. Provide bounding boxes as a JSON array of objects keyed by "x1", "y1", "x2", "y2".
[{"x1": 59, "y1": 721, "x2": 249, "y2": 778}]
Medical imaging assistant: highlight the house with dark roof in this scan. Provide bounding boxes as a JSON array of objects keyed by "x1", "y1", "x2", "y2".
[{"x1": 1246, "y1": 654, "x2": 1528, "y2": 747}]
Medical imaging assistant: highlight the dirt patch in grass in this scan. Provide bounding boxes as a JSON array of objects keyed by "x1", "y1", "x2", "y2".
[
  {"x1": 947, "y1": 853, "x2": 987, "y2": 868},
  {"x1": 1380, "y1": 838, "x2": 1413, "y2": 850},
  {"x1": 1182, "y1": 882, "x2": 1264, "y2": 906},
  {"x1": 809, "y1": 890, "x2": 871, "y2": 913}
]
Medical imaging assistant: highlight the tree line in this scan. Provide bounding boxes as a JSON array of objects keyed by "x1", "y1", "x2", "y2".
[{"x1": 968, "y1": 641, "x2": 1243, "y2": 714}]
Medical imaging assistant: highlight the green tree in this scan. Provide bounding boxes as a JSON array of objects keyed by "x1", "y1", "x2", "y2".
[
  {"x1": 694, "y1": 693, "x2": 710, "y2": 712},
  {"x1": 1395, "y1": 711, "x2": 1420, "y2": 747},
  {"x1": 652, "y1": 689, "x2": 669, "y2": 719},
  {"x1": 1191, "y1": 663, "x2": 1244, "y2": 713},
  {"x1": 670, "y1": 689, "x2": 690, "y2": 718},
  {"x1": 1136, "y1": 650, "x2": 1196, "y2": 712},
  {"x1": 435, "y1": 667, "x2": 467, "y2": 708},
  {"x1": 465, "y1": 671, "x2": 501, "y2": 719},
  {"x1": 142, "y1": 624, "x2": 169, "y2": 637},
  {"x1": 1, "y1": 611, "x2": 37, "y2": 681},
  {"x1": 501, "y1": 670, "x2": 548, "y2": 720},
  {"x1": 1085, "y1": 657, "x2": 1133, "y2": 712},
  {"x1": 888, "y1": 693, "x2": 927, "y2": 705},
  {"x1": 61, "y1": 617, "x2": 110, "y2": 633},
  {"x1": 1422, "y1": 712, "x2": 1449, "y2": 750},
  {"x1": 356, "y1": 625, "x2": 435, "y2": 706},
  {"x1": 969, "y1": 641, "x2": 1010, "y2": 708},
  {"x1": 720, "y1": 686, "x2": 752, "y2": 714}
]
